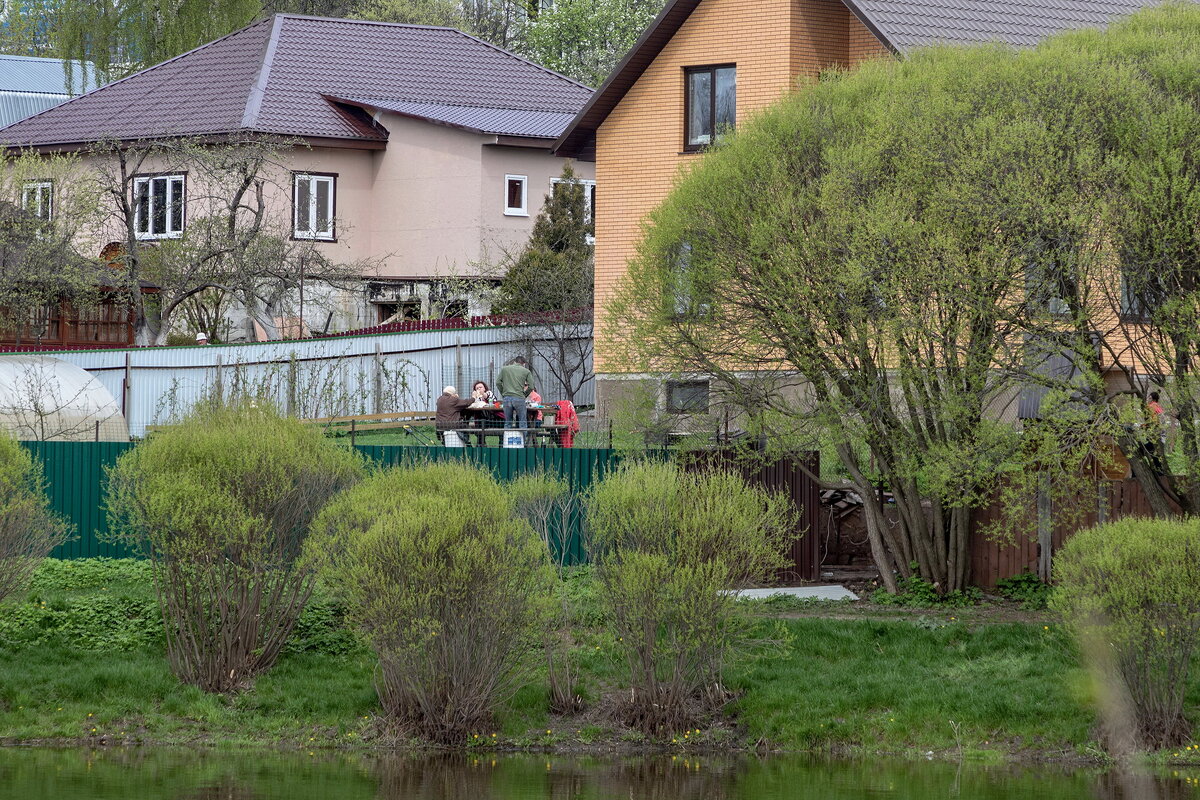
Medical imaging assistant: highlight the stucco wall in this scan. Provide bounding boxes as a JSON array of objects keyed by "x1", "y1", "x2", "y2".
[{"x1": 74, "y1": 114, "x2": 593, "y2": 284}]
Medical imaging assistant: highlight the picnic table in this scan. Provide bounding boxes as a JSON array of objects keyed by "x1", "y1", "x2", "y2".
[{"x1": 442, "y1": 424, "x2": 567, "y2": 447}]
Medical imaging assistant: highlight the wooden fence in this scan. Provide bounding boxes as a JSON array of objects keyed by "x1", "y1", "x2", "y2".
[
  {"x1": 969, "y1": 478, "x2": 1165, "y2": 589},
  {"x1": 20, "y1": 442, "x2": 821, "y2": 581}
]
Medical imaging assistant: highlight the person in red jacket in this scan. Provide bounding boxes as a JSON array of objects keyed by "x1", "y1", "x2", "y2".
[{"x1": 554, "y1": 400, "x2": 580, "y2": 448}]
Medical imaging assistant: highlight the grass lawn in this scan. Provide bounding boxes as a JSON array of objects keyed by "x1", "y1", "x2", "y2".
[{"x1": 3, "y1": 559, "x2": 1200, "y2": 761}]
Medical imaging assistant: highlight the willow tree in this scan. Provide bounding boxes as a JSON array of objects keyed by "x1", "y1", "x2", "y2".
[
  {"x1": 1067, "y1": 5, "x2": 1200, "y2": 518},
  {"x1": 53, "y1": 0, "x2": 263, "y2": 80},
  {"x1": 609, "y1": 45, "x2": 1132, "y2": 593}
]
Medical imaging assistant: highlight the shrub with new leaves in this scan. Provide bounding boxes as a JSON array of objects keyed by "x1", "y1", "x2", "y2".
[
  {"x1": 0, "y1": 431, "x2": 69, "y2": 603},
  {"x1": 306, "y1": 461, "x2": 552, "y2": 744},
  {"x1": 585, "y1": 461, "x2": 793, "y2": 734},
  {"x1": 106, "y1": 403, "x2": 363, "y2": 693},
  {"x1": 1052, "y1": 518, "x2": 1200, "y2": 749}
]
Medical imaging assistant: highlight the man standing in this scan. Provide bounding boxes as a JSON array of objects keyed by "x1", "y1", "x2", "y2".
[{"x1": 496, "y1": 356, "x2": 535, "y2": 441}]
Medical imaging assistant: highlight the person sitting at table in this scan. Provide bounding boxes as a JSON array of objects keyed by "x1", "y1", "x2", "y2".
[
  {"x1": 527, "y1": 388, "x2": 544, "y2": 428},
  {"x1": 435, "y1": 386, "x2": 473, "y2": 444},
  {"x1": 471, "y1": 380, "x2": 497, "y2": 404}
]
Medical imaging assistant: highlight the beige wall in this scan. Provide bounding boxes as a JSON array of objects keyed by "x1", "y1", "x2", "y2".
[
  {"x1": 76, "y1": 113, "x2": 593, "y2": 283},
  {"x1": 592, "y1": 0, "x2": 888, "y2": 374},
  {"x1": 288, "y1": 113, "x2": 593, "y2": 280}
]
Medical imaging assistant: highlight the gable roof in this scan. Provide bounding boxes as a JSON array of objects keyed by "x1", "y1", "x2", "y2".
[
  {"x1": 0, "y1": 15, "x2": 592, "y2": 149},
  {"x1": 554, "y1": 0, "x2": 1169, "y2": 158}
]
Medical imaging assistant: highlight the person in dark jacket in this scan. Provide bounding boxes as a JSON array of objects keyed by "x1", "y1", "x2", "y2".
[{"x1": 435, "y1": 386, "x2": 472, "y2": 444}]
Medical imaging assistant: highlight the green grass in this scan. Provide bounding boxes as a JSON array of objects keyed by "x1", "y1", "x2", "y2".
[
  {"x1": 7, "y1": 559, "x2": 1200, "y2": 760},
  {"x1": 730, "y1": 619, "x2": 1095, "y2": 757}
]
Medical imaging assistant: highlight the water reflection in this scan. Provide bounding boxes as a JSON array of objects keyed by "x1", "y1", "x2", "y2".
[{"x1": 0, "y1": 747, "x2": 1197, "y2": 800}]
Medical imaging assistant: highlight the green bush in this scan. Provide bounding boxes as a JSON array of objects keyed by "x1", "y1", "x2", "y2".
[
  {"x1": 585, "y1": 461, "x2": 793, "y2": 735},
  {"x1": 872, "y1": 573, "x2": 983, "y2": 608},
  {"x1": 995, "y1": 572, "x2": 1053, "y2": 610},
  {"x1": 1051, "y1": 518, "x2": 1200, "y2": 749},
  {"x1": 0, "y1": 432, "x2": 69, "y2": 603},
  {"x1": 508, "y1": 472, "x2": 584, "y2": 712},
  {"x1": 0, "y1": 558, "x2": 361, "y2": 655},
  {"x1": 306, "y1": 461, "x2": 552, "y2": 744},
  {"x1": 106, "y1": 403, "x2": 363, "y2": 692}
]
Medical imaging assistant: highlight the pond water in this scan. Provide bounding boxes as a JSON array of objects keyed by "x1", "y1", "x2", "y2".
[{"x1": 1, "y1": 748, "x2": 1198, "y2": 799}]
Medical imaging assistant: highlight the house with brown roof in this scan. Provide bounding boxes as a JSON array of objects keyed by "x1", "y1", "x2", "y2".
[
  {"x1": 553, "y1": 0, "x2": 1169, "y2": 417},
  {"x1": 0, "y1": 14, "x2": 594, "y2": 336}
]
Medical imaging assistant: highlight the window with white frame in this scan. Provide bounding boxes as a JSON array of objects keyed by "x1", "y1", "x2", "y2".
[
  {"x1": 21, "y1": 181, "x2": 52, "y2": 220},
  {"x1": 504, "y1": 174, "x2": 528, "y2": 216},
  {"x1": 293, "y1": 172, "x2": 336, "y2": 240},
  {"x1": 133, "y1": 174, "x2": 185, "y2": 239}
]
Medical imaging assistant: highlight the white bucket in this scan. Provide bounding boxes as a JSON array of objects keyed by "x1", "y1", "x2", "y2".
[
  {"x1": 502, "y1": 430, "x2": 525, "y2": 449},
  {"x1": 444, "y1": 430, "x2": 464, "y2": 448}
]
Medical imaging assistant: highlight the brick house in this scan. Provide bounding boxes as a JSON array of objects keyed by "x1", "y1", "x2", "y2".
[
  {"x1": 553, "y1": 0, "x2": 1160, "y2": 417},
  {"x1": 0, "y1": 15, "x2": 594, "y2": 340}
]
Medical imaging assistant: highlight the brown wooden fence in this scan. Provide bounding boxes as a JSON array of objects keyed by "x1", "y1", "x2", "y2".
[{"x1": 969, "y1": 478, "x2": 1166, "y2": 589}]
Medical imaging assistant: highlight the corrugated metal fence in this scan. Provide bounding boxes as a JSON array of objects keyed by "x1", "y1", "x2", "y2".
[
  {"x1": 31, "y1": 324, "x2": 594, "y2": 438},
  {"x1": 20, "y1": 442, "x2": 820, "y2": 580}
]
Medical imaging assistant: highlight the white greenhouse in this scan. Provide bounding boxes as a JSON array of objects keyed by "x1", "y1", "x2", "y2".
[{"x1": 0, "y1": 355, "x2": 129, "y2": 441}]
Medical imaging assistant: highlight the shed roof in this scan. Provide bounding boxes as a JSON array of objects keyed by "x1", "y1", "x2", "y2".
[
  {"x1": 554, "y1": 0, "x2": 1176, "y2": 158},
  {"x1": 0, "y1": 15, "x2": 592, "y2": 149}
]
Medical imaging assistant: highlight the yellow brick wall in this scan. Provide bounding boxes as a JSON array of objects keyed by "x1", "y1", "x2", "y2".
[{"x1": 593, "y1": 0, "x2": 888, "y2": 374}]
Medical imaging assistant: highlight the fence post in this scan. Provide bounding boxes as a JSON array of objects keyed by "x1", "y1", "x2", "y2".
[
  {"x1": 351, "y1": 418, "x2": 357, "y2": 448},
  {"x1": 373, "y1": 342, "x2": 383, "y2": 414},
  {"x1": 1037, "y1": 472, "x2": 1053, "y2": 582},
  {"x1": 122, "y1": 351, "x2": 131, "y2": 418}
]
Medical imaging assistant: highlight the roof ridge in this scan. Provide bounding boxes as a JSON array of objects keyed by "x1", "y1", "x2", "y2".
[{"x1": 242, "y1": 15, "x2": 286, "y2": 130}]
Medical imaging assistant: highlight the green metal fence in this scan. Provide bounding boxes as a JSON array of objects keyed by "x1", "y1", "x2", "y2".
[{"x1": 20, "y1": 442, "x2": 621, "y2": 563}]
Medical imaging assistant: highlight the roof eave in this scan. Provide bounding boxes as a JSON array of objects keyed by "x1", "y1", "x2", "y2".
[
  {"x1": 839, "y1": 0, "x2": 901, "y2": 55},
  {"x1": 553, "y1": 0, "x2": 701, "y2": 160}
]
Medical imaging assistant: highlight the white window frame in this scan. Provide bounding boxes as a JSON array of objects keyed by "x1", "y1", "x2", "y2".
[
  {"x1": 293, "y1": 172, "x2": 336, "y2": 241},
  {"x1": 504, "y1": 174, "x2": 528, "y2": 216},
  {"x1": 132, "y1": 174, "x2": 186, "y2": 240},
  {"x1": 21, "y1": 180, "x2": 53, "y2": 220}
]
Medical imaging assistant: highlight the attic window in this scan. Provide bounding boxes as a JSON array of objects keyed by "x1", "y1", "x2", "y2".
[
  {"x1": 504, "y1": 175, "x2": 528, "y2": 216},
  {"x1": 685, "y1": 64, "x2": 736, "y2": 151},
  {"x1": 21, "y1": 181, "x2": 52, "y2": 220},
  {"x1": 133, "y1": 174, "x2": 185, "y2": 240}
]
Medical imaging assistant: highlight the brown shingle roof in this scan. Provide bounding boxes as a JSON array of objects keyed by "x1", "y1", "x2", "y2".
[{"x1": 0, "y1": 15, "x2": 593, "y2": 148}]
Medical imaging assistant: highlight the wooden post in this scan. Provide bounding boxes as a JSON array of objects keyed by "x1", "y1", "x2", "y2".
[
  {"x1": 1037, "y1": 472, "x2": 1053, "y2": 582},
  {"x1": 122, "y1": 351, "x2": 131, "y2": 418},
  {"x1": 94, "y1": 420, "x2": 100, "y2": 441},
  {"x1": 351, "y1": 418, "x2": 357, "y2": 448}
]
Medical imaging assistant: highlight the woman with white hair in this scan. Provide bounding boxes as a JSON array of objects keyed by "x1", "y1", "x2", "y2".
[{"x1": 435, "y1": 385, "x2": 473, "y2": 444}]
